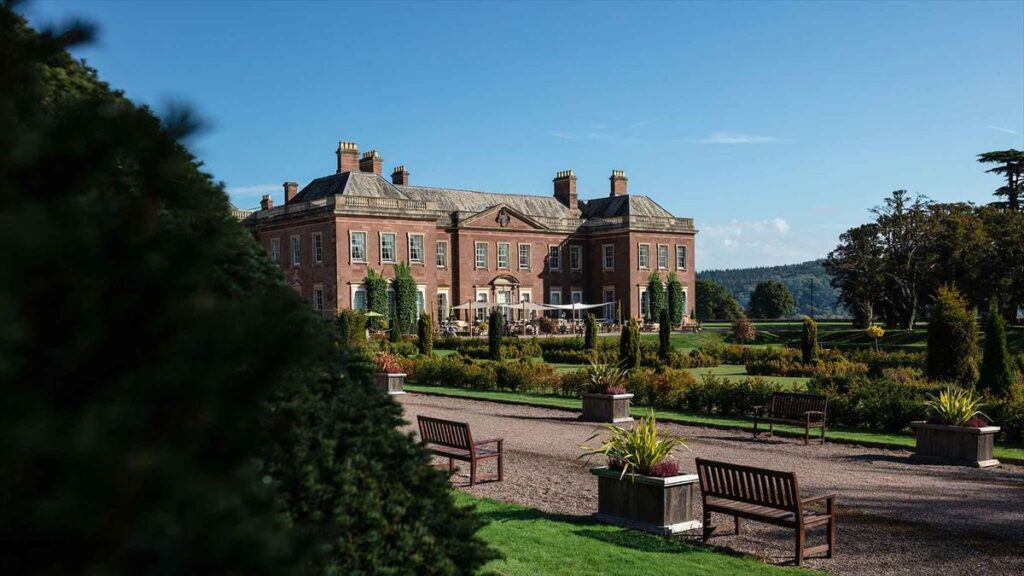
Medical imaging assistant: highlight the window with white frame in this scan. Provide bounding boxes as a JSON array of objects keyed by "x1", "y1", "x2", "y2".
[
  {"x1": 570, "y1": 245, "x2": 582, "y2": 271},
  {"x1": 571, "y1": 289, "x2": 583, "y2": 304},
  {"x1": 313, "y1": 284, "x2": 325, "y2": 313},
  {"x1": 676, "y1": 245, "x2": 687, "y2": 270},
  {"x1": 603, "y1": 244, "x2": 615, "y2": 270},
  {"x1": 548, "y1": 245, "x2": 561, "y2": 271},
  {"x1": 475, "y1": 290, "x2": 489, "y2": 322},
  {"x1": 291, "y1": 236, "x2": 301, "y2": 266},
  {"x1": 639, "y1": 287, "x2": 649, "y2": 319},
  {"x1": 352, "y1": 286, "x2": 367, "y2": 310},
  {"x1": 549, "y1": 288, "x2": 562, "y2": 305},
  {"x1": 518, "y1": 243, "x2": 531, "y2": 270},
  {"x1": 603, "y1": 288, "x2": 615, "y2": 319},
  {"x1": 380, "y1": 233, "x2": 397, "y2": 263},
  {"x1": 497, "y1": 243, "x2": 510, "y2": 269},
  {"x1": 270, "y1": 238, "x2": 281, "y2": 263},
  {"x1": 436, "y1": 290, "x2": 449, "y2": 320},
  {"x1": 657, "y1": 244, "x2": 668, "y2": 269},
  {"x1": 313, "y1": 232, "x2": 324, "y2": 264},
  {"x1": 638, "y1": 244, "x2": 650, "y2": 269},
  {"x1": 408, "y1": 234, "x2": 424, "y2": 264},
  {"x1": 416, "y1": 286, "x2": 426, "y2": 317},
  {"x1": 436, "y1": 241, "x2": 448, "y2": 267},
  {"x1": 475, "y1": 242, "x2": 488, "y2": 269},
  {"x1": 350, "y1": 231, "x2": 367, "y2": 262}
]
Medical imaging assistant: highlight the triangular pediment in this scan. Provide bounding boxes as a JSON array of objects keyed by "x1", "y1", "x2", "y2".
[{"x1": 457, "y1": 204, "x2": 548, "y2": 230}]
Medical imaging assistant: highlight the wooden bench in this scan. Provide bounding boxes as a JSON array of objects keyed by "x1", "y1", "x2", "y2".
[
  {"x1": 753, "y1": 392, "x2": 828, "y2": 445},
  {"x1": 417, "y1": 415, "x2": 503, "y2": 486},
  {"x1": 695, "y1": 458, "x2": 836, "y2": 566}
]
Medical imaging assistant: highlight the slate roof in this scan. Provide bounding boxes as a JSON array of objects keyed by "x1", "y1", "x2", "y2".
[{"x1": 289, "y1": 170, "x2": 682, "y2": 223}]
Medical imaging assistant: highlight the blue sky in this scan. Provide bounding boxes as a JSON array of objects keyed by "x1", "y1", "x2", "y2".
[{"x1": 22, "y1": 1, "x2": 1024, "y2": 270}]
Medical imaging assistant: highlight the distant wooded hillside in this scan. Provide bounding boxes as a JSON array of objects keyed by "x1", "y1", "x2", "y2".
[{"x1": 698, "y1": 260, "x2": 847, "y2": 318}]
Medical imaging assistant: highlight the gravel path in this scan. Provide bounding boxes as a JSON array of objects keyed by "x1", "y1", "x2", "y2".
[{"x1": 399, "y1": 393, "x2": 1024, "y2": 576}]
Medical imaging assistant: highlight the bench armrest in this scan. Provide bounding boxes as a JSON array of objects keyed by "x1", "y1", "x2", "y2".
[
  {"x1": 752, "y1": 405, "x2": 767, "y2": 416},
  {"x1": 474, "y1": 438, "x2": 503, "y2": 447},
  {"x1": 804, "y1": 410, "x2": 825, "y2": 421},
  {"x1": 801, "y1": 493, "x2": 837, "y2": 506}
]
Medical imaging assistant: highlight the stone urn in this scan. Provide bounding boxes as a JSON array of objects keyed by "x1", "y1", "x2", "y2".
[
  {"x1": 590, "y1": 466, "x2": 701, "y2": 535},
  {"x1": 582, "y1": 392, "x2": 634, "y2": 423},
  {"x1": 909, "y1": 421, "x2": 1000, "y2": 467},
  {"x1": 376, "y1": 372, "x2": 406, "y2": 395}
]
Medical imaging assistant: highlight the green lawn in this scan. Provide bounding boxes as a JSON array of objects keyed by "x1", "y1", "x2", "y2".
[
  {"x1": 405, "y1": 384, "x2": 1024, "y2": 462},
  {"x1": 684, "y1": 364, "x2": 809, "y2": 389},
  {"x1": 459, "y1": 493, "x2": 812, "y2": 576}
]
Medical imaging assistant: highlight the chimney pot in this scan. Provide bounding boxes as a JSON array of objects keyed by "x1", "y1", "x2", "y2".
[
  {"x1": 336, "y1": 141, "x2": 359, "y2": 173},
  {"x1": 391, "y1": 165, "x2": 410, "y2": 186},
  {"x1": 553, "y1": 169, "x2": 578, "y2": 211},
  {"x1": 609, "y1": 169, "x2": 628, "y2": 197},
  {"x1": 260, "y1": 194, "x2": 273, "y2": 210},
  {"x1": 359, "y1": 149, "x2": 383, "y2": 175},
  {"x1": 283, "y1": 181, "x2": 298, "y2": 204}
]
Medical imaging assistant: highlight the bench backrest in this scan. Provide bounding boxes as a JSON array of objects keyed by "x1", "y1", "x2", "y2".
[
  {"x1": 771, "y1": 392, "x2": 827, "y2": 419},
  {"x1": 417, "y1": 415, "x2": 473, "y2": 450},
  {"x1": 695, "y1": 458, "x2": 801, "y2": 512}
]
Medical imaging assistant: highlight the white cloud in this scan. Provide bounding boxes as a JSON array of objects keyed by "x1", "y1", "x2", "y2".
[
  {"x1": 698, "y1": 218, "x2": 828, "y2": 270},
  {"x1": 987, "y1": 125, "x2": 1019, "y2": 135},
  {"x1": 682, "y1": 132, "x2": 787, "y2": 144},
  {"x1": 226, "y1": 183, "x2": 280, "y2": 207}
]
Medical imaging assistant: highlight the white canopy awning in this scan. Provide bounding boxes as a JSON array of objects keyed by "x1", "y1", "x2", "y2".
[
  {"x1": 547, "y1": 302, "x2": 606, "y2": 311},
  {"x1": 499, "y1": 302, "x2": 557, "y2": 312},
  {"x1": 451, "y1": 301, "x2": 497, "y2": 311}
]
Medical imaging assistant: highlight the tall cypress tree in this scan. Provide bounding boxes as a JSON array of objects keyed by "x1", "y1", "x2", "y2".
[
  {"x1": 392, "y1": 262, "x2": 418, "y2": 335},
  {"x1": 979, "y1": 298, "x2": 1014, "y2": 397},
  {"x1": 646, "y1": 272, "x2": 666, "y2": 321},
  {"x1": 417, "y1": 312, "x2": 433, "y2": 355},
  {"x1": 801, "y1": 316, "x2": 819, "y2": 364},
  {"x1": 926, "y1": 286, "x2": 979, "y2": 385},
  {"x1": 585, "y1": 313, "x2": 598, "y2": 350},
  {"x1": 658, "y1": 308, "x2": 672, "y2": 360},
  {"x1": 363, "y1": 269, "x2": 389, "y2": 329},
  {"x1": 667, "y1": 272, "x2": 684, "y2": 325},
  {"x1": 488, "y1": 310, "x2": 504, "y2": 360}
]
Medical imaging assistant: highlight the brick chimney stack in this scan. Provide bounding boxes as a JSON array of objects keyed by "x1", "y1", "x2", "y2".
[
  {"x1": 391, "y1": 165, "x2": 410, "y2": 186},
  {"x1": 336, "y1": 141, "x2": 359, "y2": 173},
  {"x1": 260, "y1": 194, "x2": 273, "y2": 210},
  {"x1": 283, "y1": 181, "x2": 298, "y2": 204},
  {"x1": 359, "y1": 150, "x2": 383, "y2": 175},
  {"x1": 553, "y1": 170, "x2": 578, "y2": 210},
  {"x1": 609, "y1": 170, "x2": 628, "y2": 197}
]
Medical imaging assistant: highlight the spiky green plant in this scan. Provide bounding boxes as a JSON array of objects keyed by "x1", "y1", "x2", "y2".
[
  {"x1": 581, "y1": 410, "x2": 685, "y2": 478},
  {"x1": 924, "y1": 387, "x2": 989, "y2": 426},
  {"x1": 583, "y1": 361, "x2": 628, "y2": 394}
]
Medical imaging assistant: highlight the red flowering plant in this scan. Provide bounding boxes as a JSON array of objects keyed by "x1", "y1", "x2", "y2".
[{"x1": 374, "y1": 351, "x2": 405, "y2": 375}]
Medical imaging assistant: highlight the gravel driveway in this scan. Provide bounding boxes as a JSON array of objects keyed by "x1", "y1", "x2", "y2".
[{"x1": 399, "y1": 393, "x2": 1024, "y2": 576}]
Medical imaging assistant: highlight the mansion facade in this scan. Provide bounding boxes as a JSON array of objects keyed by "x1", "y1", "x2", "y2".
[{"x1": 241, "y1": 141, "x2": 697, "y2": 324}]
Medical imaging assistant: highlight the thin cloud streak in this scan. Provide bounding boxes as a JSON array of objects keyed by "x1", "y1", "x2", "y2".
[
  {"x1": 987, "y1": 125, "x2": 1019, "y2": 135},
  {"x1": 226, "y1": 183, "x2": 280, "y2": 207}
]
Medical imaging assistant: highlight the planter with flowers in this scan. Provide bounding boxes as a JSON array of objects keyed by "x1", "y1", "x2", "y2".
[
  {"x1": 580, "y1": 362, "x2": 634, "y2": 423},
  {"x1": 910, "y1": 387, "x2": 999, "y2": 467},
  {"x1": 582, "y1": 411, "x2": 699, "y2": 535},
  {"x1": 374, "y1": 351, "x2": 406, "y2": 395}
]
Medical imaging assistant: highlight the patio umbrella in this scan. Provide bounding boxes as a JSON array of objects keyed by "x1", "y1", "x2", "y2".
[{"x1": 363, "y1": 311, "x2": 384, "y2": 317}]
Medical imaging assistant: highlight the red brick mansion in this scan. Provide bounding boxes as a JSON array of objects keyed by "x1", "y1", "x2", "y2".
[{"x1": 242, "y1": 141, "x2": 697, "y2": 324}]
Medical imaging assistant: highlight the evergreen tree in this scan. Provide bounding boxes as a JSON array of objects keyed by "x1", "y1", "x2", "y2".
[
  {"x1": 979, "y1": 298, "x2": 1014, "y2": 397},
  {"x1": 619, "y1": 318, "x2": 642, "y2": 369},
  {"x1": 0, "y1": 10, "x2": 496, "y2": 574},
  {"x1": 584, "y1": 313, "x2": 598, "y2": 350},
  {"x1": 977, "y1": 149, "x2": 1024, "y2": 212},
  {"x1": 363, "y1": 268, "x2": 389, "y2": 329},
  {"x1": 658, "y1": 308, "x2": 672, "y2": 360},
  {"x1": 646, "y1": 272, "x2": 666, "y2": 321},
  {"x1": 488, "y1": 310, "x2": 504, "y2": 360},
  {"x1": 336, "y1": 309, "x2": 352, "y2": 345},
  {"x1": 667, "y1": 272, "x2": 684, "y2": 325},
  {"x1": 417, "y1": 312, "x2": 433, "y2": 355},
  {"x1": 748, "y1": 280, "x2": 795, "y2": 319},
  {"x1": 801, "y1": 316, "x2": 819, "y2": 364},
  {"x1": 388, "y1": 311, "x2": 402, "y2": 343},
  {"x1": 926, "y1": 286, "x2": 979, "y2": 385},
  {"x1": 392, "y1": 262, "x2": 418, "y2": 335}
]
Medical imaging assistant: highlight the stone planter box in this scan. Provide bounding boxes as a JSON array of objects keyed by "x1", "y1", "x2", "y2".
[
  {"x1": 910, "y1": 421, "x2": 1000, "y2": 467},
  {"x1": 375, "y1": 373, "x2": 406, "y2": 395},
  {"x1": 581, "y1": 393, "x2": 634, "y2": 423},
  {"x1": 590, "y1": 466, "x2": 701, "y2": 535}
]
